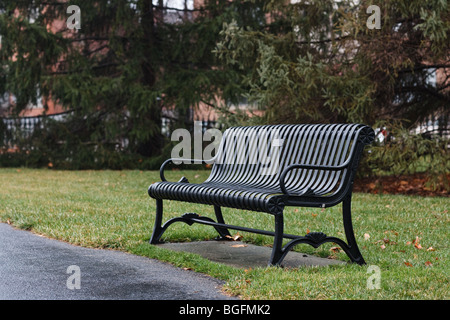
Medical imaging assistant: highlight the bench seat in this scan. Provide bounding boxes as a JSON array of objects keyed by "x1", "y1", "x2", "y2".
[{"x1": 149, "y1": 181, "x2": 285, "y2": 214}]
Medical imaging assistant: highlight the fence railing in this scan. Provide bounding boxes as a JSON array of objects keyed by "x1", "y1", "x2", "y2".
[
  {"x1": 1, "y1": 112, "x2": 72, "y2": 148},
  {"x1": 1, "y1": 111, "x2": 219, "y2": 149},
  {"x1": 3, "y1": 111, "x2": 446, "y2": 150},
  {"x1": 413, "y1": 115, "x2": 450, "y2": 139}
]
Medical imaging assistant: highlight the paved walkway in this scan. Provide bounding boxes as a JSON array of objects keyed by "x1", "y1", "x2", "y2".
[
  {"x1": 0, "y1": 223, "x2": 235, "y2": 300},
  {"x1": 0, "y1": 222, "x2": 345, "y2": 300}
]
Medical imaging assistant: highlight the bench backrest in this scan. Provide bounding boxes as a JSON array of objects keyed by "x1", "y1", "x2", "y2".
[{"x1": 206, "y1": 124, "x2": 374, "y2": 197}]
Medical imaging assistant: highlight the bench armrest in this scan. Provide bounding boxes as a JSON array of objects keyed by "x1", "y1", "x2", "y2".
[
  {"x1": 280, "y1": 126, "x2": 368, "y2": 195},
  {"x1": 279, "y1": 162, "x2": 351, "y2": 195},
  {"x1": 159, "y1": 158, "x2": 214, "y2": 182}
]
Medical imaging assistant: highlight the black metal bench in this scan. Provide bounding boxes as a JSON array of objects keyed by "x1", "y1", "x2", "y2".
[{"x1": 148, "y1": 124, "x2": 374, "y2": 266}]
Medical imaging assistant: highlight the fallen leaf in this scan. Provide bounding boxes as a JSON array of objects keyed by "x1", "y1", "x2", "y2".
[
  {"x1": 425, "y1": 261, "x2": 433, "y2": 267},
  {"x1": 329, "y1": 247, "x2": 341, "y2": 253},
  {"x1": 225, "y1": 233, "x2": 243, "y2": 241},
  {"x1": 380, "y1": 244, "x2": 386, "y2": 249},
  {"x1": 231, "y1": 244, "x2": 247, "y2": 248},
  {"x1": 306, "y1": 228, "x2": 310, "y2": 234},
  {"x1": 311, "y1": 213, "x2": 318, "y2": 218},
  {"x1": 413, "y1": 236, "x2": 423, "y2": 249},
  {"x1": 364, "y1": 233, "x2": 370, "y2": 241},
  {"x1": 404, "y1": 262, "x2": 413, "y2": 267},
  {"x1": 427, "y1": 247, "x2": 435, "y2": 252},
  {"x1": 183, "y1": 267, "x2": 192, "y2": 271}
]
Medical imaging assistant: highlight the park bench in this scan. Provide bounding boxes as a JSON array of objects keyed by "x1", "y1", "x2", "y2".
[{"x1": 148, "y1": 123, "x2": 375, "y2": 266}]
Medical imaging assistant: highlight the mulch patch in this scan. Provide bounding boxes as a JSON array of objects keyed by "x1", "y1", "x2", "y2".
[{"x1": 354, "y1": 173, "x2": 450, "y2": 197}]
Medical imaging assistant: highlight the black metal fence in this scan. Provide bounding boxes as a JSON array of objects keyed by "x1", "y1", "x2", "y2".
[
  {"x1": 3, "y1": 111, "x2": 446, "y2": 150},
  {"x1": 1, "y1": 112, "x2": 72, "y2": 149},
  {"x1": 1, "y1": 111, "x2": 219, "y2": 149},
  {"x1": 161, "y1": 116, "x2": 218, "y2": 136}
]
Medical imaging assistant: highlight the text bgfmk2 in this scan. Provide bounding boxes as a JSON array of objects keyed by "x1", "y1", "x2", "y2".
[{"x1": 179, "y1": 304, "x2": 271, "y2": 317}]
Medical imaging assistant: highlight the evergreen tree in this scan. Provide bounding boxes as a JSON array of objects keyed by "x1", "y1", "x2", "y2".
[
  {"x1": 0, "y1": 0, "x2": 266, "y2": 167},
  {"x1": 215, "y1": 0, "x2": 449, "y2": 129},
  {"x1": 214, "y1": 0, "x2": 449, "y2": 188}
]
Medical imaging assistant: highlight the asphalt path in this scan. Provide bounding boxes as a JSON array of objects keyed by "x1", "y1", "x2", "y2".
[{"x1": 0, "y1": 223, "x2": 236, "y2": 300}]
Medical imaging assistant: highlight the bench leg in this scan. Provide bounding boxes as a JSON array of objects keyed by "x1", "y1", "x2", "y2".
[
  {"x1": 269, "y1": 214, "x2": 284, "y2": 266},
  {"x1": 149, "y1": 199, "x2": 164, "y2": 244},
  {"x1": 213, "y1": 205, "x2": 232, "y2": 240},
  {"x1": 150, "y1": 201, "x2": 233, "y2": 244},
  {"x1": 342, "y1": 196, "x2": 366, "y2": 265},
  {"x1": 267, "y1": 197, "x2": 366, "y2": 266}
]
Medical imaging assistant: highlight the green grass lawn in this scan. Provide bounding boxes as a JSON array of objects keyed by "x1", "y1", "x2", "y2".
[{"x1": 0, "y1": 168, "x2": 448, "y2": 299}]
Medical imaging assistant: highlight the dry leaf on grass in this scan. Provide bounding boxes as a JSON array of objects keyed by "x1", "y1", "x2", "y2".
[{"x1": 413, "y1": 236, "x2": 423, "y2": 249}]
